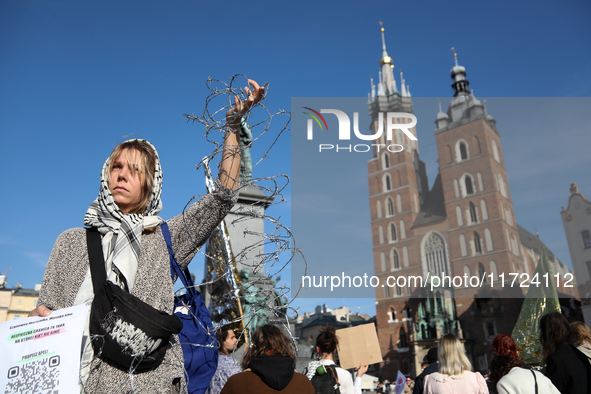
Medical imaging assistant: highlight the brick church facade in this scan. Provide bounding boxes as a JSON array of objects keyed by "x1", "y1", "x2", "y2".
[{"x1": 367, "y1": 28, "x2": 575, "y2": 379}]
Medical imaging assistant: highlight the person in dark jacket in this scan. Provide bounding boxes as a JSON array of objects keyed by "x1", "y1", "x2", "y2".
[
  {"x1": 221, "y1": 325, "x2": 314, "y2": 394},
  {"x1": 413, "y1": 347, "x2": 438, "y2": 394},
  {"x1": 540, "y1": 311, "x2": 591, "y2": 394}
]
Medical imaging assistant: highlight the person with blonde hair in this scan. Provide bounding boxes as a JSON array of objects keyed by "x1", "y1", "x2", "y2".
[
  {"x1": 423, "y1": 334, "x2": 487, "y2": 394},
  {"x1": 570, "y1": 321, "x2": 591, "y2": 361}
]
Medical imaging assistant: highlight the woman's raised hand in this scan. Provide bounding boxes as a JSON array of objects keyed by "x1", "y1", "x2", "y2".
[{"x1": 225, "y1": 79, "x2": 265, "y2": 127}]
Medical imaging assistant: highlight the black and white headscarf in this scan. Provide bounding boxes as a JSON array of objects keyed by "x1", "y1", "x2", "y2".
[{"x1": 82, "y1": 139, "x2": 164, "y2": 293}]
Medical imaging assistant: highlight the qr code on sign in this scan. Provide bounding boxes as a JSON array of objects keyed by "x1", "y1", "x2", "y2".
[{"x1": 4, "y1": 356, "x2": 60, "y2": 394}]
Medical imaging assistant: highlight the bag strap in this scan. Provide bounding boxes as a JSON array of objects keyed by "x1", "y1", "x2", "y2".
[
  {"x1": 161, "y1": 222, "x2": 197, "y2": 297},
  {"x1": 530, "y1": 369, "x2": 538, "y2": 394},
  {"x1": 86, "y1": 227, "x2": 106, "y2": 292}
]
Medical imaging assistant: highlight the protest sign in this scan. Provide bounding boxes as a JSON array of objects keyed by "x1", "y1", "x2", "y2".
[{"x1": 0, "y1": 304, "x2": 89, "y2": 393}]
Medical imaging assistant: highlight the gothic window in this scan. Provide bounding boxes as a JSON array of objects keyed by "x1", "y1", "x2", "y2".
[
  {"x1": 396, "y1": 285, "x2": 402, "y2": 296},
  {"x1": 464, "y1": 264, "x2": 471, "y2": 277},
  {"x1": 390, "y1": 308, "x2": 396, "y2": 320},
  {"x1": 387, "y1": 198, "x2": 394, "y2": 216},
  {"x1": 470, "y1": 202, "x2": 478, "y2": 224},
  {"x1": 379, "y1": 226, "x2": 384, "y2": 244},
  {"x1": 478, "y1": 263, "x2": 486, "y2": 282},
  {"x1": 477, "y1": 172, "x2": 484, "y2": 191},
  {"x1": 423, "y1": 232, "x2": 448, "y2": 276},
  {"x1": 490, "y1": 261, "x2": 499, "y2": 282},
  {"x1": 498, "y1": 174, "x2": 507, "y2": 198},
  {"x1": 384, "y1": 174, "x2": 392, "y2": 192},
  {"x1": 380, "y1": 252, "x2": 386, "y2": 272},
  {"x1": 474, "y1": 232, "x2": 482, "y2": 254},
  {"x1": 391, "y1": 248, "x2": 400, "y2": 270},
  {"x1": 390, "y1": 223, "x2": 397, "y2": 242},
  {"x1": 383, "y1": 153, "x2": 390, "y2": 169},
  {"x1": 485, "y1": 228, "x2": 494, "y2": 251},
  {"x1": 582, "y1": 230, "x2": 591, "y2": 249},
  {"x1": 400, "y1": 220, "x2": 406, "y2": 239},
  {"x1": 456, "y1": 206, "x2": 464, "y2": 226},
  {"x1": 465, "y1": 176, "x2": 474, "y2": 195},
  {"x1": 385, "y1": 285, "x2": 390, "y2": 298},
  {"x1": 456, "y1": 140, "x2": 470, "y2": 162},
  {"x1": 481, "y1": 199, "x2": 489, "y2": 220},
  {"x1": 460, "y1": 142, "x2": 468, "y2": 160},
  {"x1": 377, "y1": 200, "x2": 382, "y2": 218},
  {"x1": 492, "y1": 140, "x2": 500, "y2": 162},
  {"x1": 486, "y1": 322, "x2": 496, "y2": 337},
  {"x1": 399, "y1": 327, "x2": 408, "y2": 349},
  {"x1": 396, "y1": 195, "x2": 402, "y2": 213},
  {"x1": 460, "y1": 234, "x2": 467, "y2": 257},
  {"x1": 403, "y1": 247, "x2": 409, "y2": 268}
]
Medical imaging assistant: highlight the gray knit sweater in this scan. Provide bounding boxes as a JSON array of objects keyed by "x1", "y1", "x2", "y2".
[{"x1": 38, "y1": 190, "x2": 236, "y2": 393}]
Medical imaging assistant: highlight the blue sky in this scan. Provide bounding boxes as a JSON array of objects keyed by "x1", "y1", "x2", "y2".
[{"x1": 1, "y1": 1, "x2": 590, "y2": 318}]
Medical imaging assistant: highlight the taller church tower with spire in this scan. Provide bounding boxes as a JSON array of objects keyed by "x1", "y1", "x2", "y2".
[{"x1": 366, "y1": 28, "x2": 575, "y2": 380}]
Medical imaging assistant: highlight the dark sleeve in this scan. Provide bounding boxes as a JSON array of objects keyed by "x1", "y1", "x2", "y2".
[
  {"x1": 167, "y1": 183, "x2": 237, "y2": 268},
  {"x1": 545, "y1": 354, "x2": 566, "y2": 393},
  {"x1": 413, "y1": 375, "x2": 424, "y2": 394}
]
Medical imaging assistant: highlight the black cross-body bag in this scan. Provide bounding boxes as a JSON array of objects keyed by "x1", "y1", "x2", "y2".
[{"x1": 86, "y1": 227, "x2": 183, "y2": 373}]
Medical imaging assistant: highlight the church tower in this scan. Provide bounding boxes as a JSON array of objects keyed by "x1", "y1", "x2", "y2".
[{"x1": 434, "y1": 53, "x2": 525, "y2": 302}]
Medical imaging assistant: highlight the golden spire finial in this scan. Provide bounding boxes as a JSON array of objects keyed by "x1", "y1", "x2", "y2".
[{"x1": 379, "y1": 20, "x2": 384, "y2": 32}]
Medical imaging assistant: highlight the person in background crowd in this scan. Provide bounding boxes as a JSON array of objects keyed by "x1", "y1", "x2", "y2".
[
  {"x1": 423, "y1": 334, "x2": 488, "y2": 394},
  {"x1": 303, "y1": 326, "x2": 368, "y2": 394},
  {"x1": 221, "y1": 325, "x2": 313, "y2": 394},
  {"x1": 413, "y1": 347, "x2": 438, "y2": 394},
  {"x1": 540, "y1": 312, "x2": 591, "y2": 394},
  {"x1": 489, "y1": 355, "x2": 559, "y2": 394},
  {"x1": 205, "y1": 326, "x2": 242, "y2": 394},
  {"x1": 569, "y1": 321, "x2": 591, "y2": 362},
  {"x1": 492, "y1": 334, "x2": 519, "y2": 359},
  {"x1": 487, "y1": 334, "x2": 521, "y2": 393}
]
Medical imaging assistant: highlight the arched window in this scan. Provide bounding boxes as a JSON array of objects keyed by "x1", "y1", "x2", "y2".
[
  {"x1": 396, "y1": 195, "x2": 402, "y2": 213},
  {"x1": 403, "y1": 247, "x2": 409, "y2": 267},
  {"x1": 474, "y1": 232, "x2": 482, "y2": 254},
  {"x1": 460, "y1": 142, "x2": 468, "y2": 160},
  {"x1": 391, "y1": 248, "x2": 400, "y2": 270},
  {"x1": 460, "y1": 234, "x2": 467, "y2": 257},
  {"x1": 396, "y1": 285, "x2": 402, "y2": 296},
  {"x1": 485, "y1": 228, "x2": 494, "y2": 251},
  {"x1": 380, "y1": 252, "x2": 386, "y2": 272},
  {"x1": 400, "y1": 220, "x2": 406, "y2": 239},
  {"x1": 390, "y1": 307, "x2": 396, "y2": 320},
  {"x1": 498, "y1": 174, "x2": 507, "y2": 198},
  {"x1": 384, "y1": 174, "x2": 392, "y2": 192},
  {"x1": 464, "y1": 264, "x2": 471, "y2": 277},
  {"x1": 456, "y1": 140, "x2": 470, "y2": 162},
  {"x1": 383, "y1": 153, "x2": 390, "y2": 169},
  {"x1": 390, "y1": 223, "x2": 397, "y2": 242},
  {"x1": 478, "y1": 263, "x2": 486, "y2": 282},
  {"x1": 385, "y1": 285, "x2": 390, "y2": 298},
  {"x1": 492, "y1": 140, "x2": 500, "y2": 162},
  {"x1": 469, "y1": 202, "x2": 478, "y2": 224},
  {"x1": 477, "y1": 172, "x2": 484, "y2": 191},
  {"x1": 399, "y1": 327, "x2": 408, "y2": 349},
  {"x1": 423, "y1": 232, "x2": 448, "y2": 276},
  {"x1": 379, "y1": 226, "x2": 384, "y2": 244},
  {"x1": 490, "y1": 261, "x2": 499, "y2": 282},
  {"x1": 377, "y1": 200, "x2": 382, "y2": 218},
  {"x1": 481, "y1": 199, "x2": 489, "y2": 221},
  {"x1": 465, "y1": 176, "x2": 474, "y2": 195},
  {"x1": 387, "y1": 198, "x2": 394, "y2": 216},
  {"x1": 456, "y1": 206, "x2": 464, "y2": 226}
]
